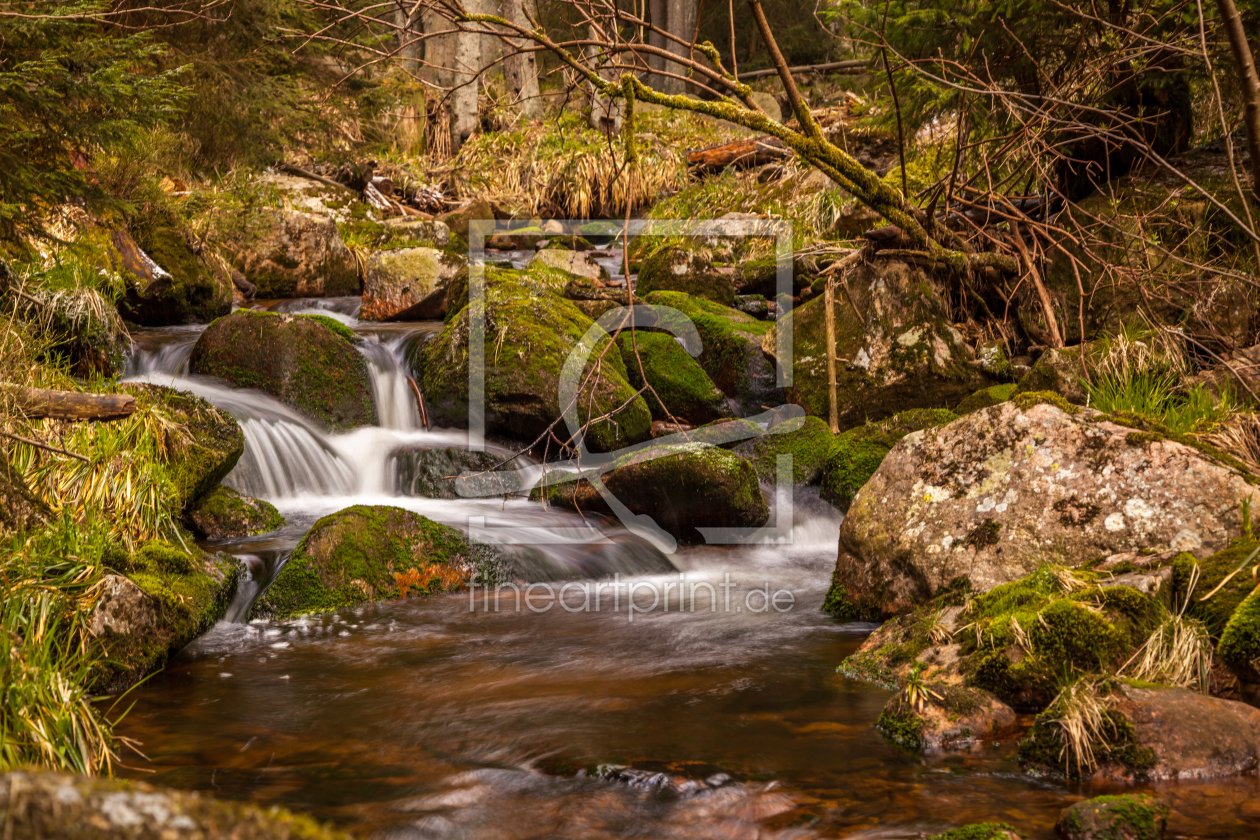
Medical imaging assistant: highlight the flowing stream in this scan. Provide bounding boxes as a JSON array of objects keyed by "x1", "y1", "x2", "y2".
[{"x1": 113, "y1": 299, "x2": 1260, "y2": 839}]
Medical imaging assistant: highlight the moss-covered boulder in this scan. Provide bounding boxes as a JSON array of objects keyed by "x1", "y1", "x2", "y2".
[
  {"x1": 89, "y1": 542, "x2": 240, "y2": 692},
  {"x1": 121, "y1": 384, "x2": 244, "y2": 507},
  {"x1": 616, "y1": 330, "x2": 731, "y2": 425},
  {"x1": 189, "y1": 310, "x2": 377, "y2": 431},
  {"x1": 954, "y1": 384, "x2": 1018, "y2": 415},
  {"x1": 876, "y1": 683, "x2": 1018, "y2": 751},
  {"x1": 1021, "y1": 682, "x2": 1260, "y2": 780},
  {"x1": 0, "y1": 770, "x2": 351, "y2": 840},
  {"x1": 642, "y1": 291, "x2": 779, "y2": 414},
  {"x1": 765, "y1": 259, "x2": 992, "y2": 428},
  {"x1": 828, "y1": 401, "x2": 1256, "y2": 621},
  {"x1": 113, "y1": 226, "x2": 232, "y2": 326},
  {"x1": 253, "y1": 505, "x2": 507, "y2": 619},
  {"x1": 836, "y1": 567, "x2": 1165, "y2": 711},
  {"x1": 1170, "y1": 540, "x2": 1260, "y2": 683},
  {"x1": 1012, "y1": 344, "x2": 1093, "y2": 404},
  {"x1": 234, "y1": 208, "x2": 359, "y2": 298},
  {"x1": 185, "y1": 486, "x2": 284, "y2": 540},
  {"x1": 392, "y1": 446, "x2": 526, "y2": 499},
  {"x1": 361, "y1": 246, "x2": 463, "y2": 321},
  {"x1": 1056, "y1": 794, "x2": 1169, "y2": 840},
  {"x1": 542, "y1": 443, "x2": 769, "y2": 545},
  {"x1": 635, "y1": 245, "x2": 736, "y2": 306},
  {"x1": 733, "y1": 415, "x2": 835, "y2": 484},
  {"x1": 819, "y1": 408, "x2": 956, "y2": 510},
  {"x1": 414, "y1": 267, "x2": 651, "y2": 452}
]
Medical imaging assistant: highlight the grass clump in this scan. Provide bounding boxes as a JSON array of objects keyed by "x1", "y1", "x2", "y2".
[
  {"x1": 1017, "y1": 679, "x2": 1155, "y2": 779},
  {"x1": 1087, "y1": 371, "x2": 1236, "y2": 435}
]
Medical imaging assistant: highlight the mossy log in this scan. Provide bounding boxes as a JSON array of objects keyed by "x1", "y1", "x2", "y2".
[{"x1": 15, "y1": 387, "x2": 137, "y2": 421}]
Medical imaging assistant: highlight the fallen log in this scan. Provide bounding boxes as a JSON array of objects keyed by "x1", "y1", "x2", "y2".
[
  {"x1": 737, "y1": 59, "x2": 869, "y2": 81},
  {"x1": 687, "y1": 136, "x2": 791, "y2": 172},
  {"x1": 16, "y1": 388, "x2": 137, "y2": 421}
]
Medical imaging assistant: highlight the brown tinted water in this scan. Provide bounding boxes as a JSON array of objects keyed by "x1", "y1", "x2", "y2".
[{"x1": 113, "y1": 535, "x2": 1260, "y2": 840}]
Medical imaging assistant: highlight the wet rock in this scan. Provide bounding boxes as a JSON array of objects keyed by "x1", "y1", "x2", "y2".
[
  {"x1": 1056, "y1": 793, "x2": 1169, "y2": 840},
  {"x1": 234, "y1": 208, "x2": 359, "y2": 298},
  {"x1": 392, "y1": 446, "x2": 527, "y2": 499},
  {"x1": 635, "y1": 245, "x2": 736, "y2": 306},
  {"x1": 361, "y1": 247, "x2": 463, "y2": 321},
  {"x1": 642, "y1": 290, "x2": 780, "y2": 415},
  {"x1": 253, "y1": 505, "x2": 507, "y2": 618},
  {"x1": 189, "y1": 310, "x2": 377, "y2": 431},
  {"x1": 121, "y1": 384, "x2": 244, "y2": 506},
  {"x1": 414, "y1": 267, "x2": 651, "y2": 453},
  {"x1": 185, "y1": 486, "x2": 284, "y2": 539},
  {"x1": 828, "y1": 400, "x2": 1256, "y2": 620},
  {"x1": 112, "y1": 225, "x2": 233, "y2": 327},
  {"x1": 877, "y1": 685, "x2": 1018, "y2": 750},
  {"x1": 616, "y1": 330, "x2": 731, "y2": 425},
  {"x1": 90, "y1": 544, "x2": 240, "y2": 691},
  {"x1": 0, "y1": 770, "x2": 350, "y2": 840},
  {"x1": 541, "y1": 442, "x2": 768, "y2": 545},
  {"x1": 819, "y1": 408, "x2": 956, "y2": 511},
  {"x1": 528, "y1": 246, "x2": 609, "y2": 283},
  {"x1": 766, "y1": 259, "x2": 993, "y2": 428},
  {"x1": 733, "y1": 414, "x2": 835, "y2": 485}
]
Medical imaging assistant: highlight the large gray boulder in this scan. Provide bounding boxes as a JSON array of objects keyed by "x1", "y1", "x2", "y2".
[
  {"x1": 829, "y1": 398, "x2": 1256, "y2": 619},
  {"x1": 235, "y1": 208, "x2": 358, "y2": 298},
  {"x1": 361, "y1": 247, "x2": 463, "y2": 321}
]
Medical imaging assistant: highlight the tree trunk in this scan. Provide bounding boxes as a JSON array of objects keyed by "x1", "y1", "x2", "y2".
[
  {"x1": 502, "y1": 0, "x2": 542, "y2": 118},
  {"x1": 1216, "y1": 0, "x2": 1260, "y2": 203},
  {"x1": 663, "y1": 0, "x2": 698, "y2": 95},
  {"x1": 394, "y1": 1, "x2": 421, "y2": 73},
  {"x1": 647, "y1": 0, "x2": 669, "y2": 90},
  {"x1": 587, "y1": 23, "x2": 624, "y2": 134},
  {"x1": 451, "y1": 1, "x2": 486, "y2": 152}
]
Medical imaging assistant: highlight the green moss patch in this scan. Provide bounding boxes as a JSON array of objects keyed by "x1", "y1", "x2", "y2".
[
  {"x1": 635, "y1": 245, "x2": 736, "y2": 305},
  {"x1": 186, "y1": 486, "x2": 284, "y2": 540},
  {"x1": 735, "y1": 415, "x2": 836, "y2": 484},
  {"x1": 927, "y1": 823, "x2": 1024, "y2": 840},
  {"x1": 1056, "y1": 793, "x2": 1170, "y2": 840},
  {"x1": 954, "y1": 383, "x2": 1018, "y2": 415},
  {"x1": 1171, "y1": 541, "x2": 1260, "y2": 636},
  {"x1": 820, "y1": 408, "x2": 957, "y2": 509}
]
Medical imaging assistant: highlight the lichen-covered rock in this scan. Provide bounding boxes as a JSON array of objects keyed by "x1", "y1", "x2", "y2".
[
  {"x1": 90, "y1": 543, "x2": 240, "y2": 692},
  {"x1": 113, "y1": 226, "x2": 232, "y2": 326},
  {"x1": 829, "y1": 401, "x2": 1256, "y2": 620},
  {"x1": 819, "y1": 408, "x2": 956, "y2": 511},
  {"x1": 765, "y1": 259, "x2": 992, "y2": 428},
  {"x1": 734, "y1": 415, "x2": 835, "y2": 485},
  {"x1": 0, "y1": 770, "x2": 350, "y2": 840},
  {"x1": 877, "y1": 685, "x2": 1018, "y2": 751},
  {"x1": 642, "y1": 291, "x2": 779, "y2": 414},
  {"x1": 234, "y1": 208, "x2": 359, "y2": 298},
  {"x1": 1023, "y1": 683, "x2": 1260, "y2": 781},
  {"x1": 616, "y1": 330, "x2": 731, "y2": 425},
  {"x1": 528, "y1": 246, "x2": 609, "y2": 282},
  {"x1": 253, "y1": 505, "x2": 506, "y2": 619},
  {"x1": 121, "y1": 384, "x2": 244, "y2": 507},
  {"x1": 414, "y1": 267, "x2": 651, "y2": 453},
  {"x1": 635, "y1": 246, "x2": 736, "y2": 305},
  {"x1": 542, "y1": 442, "x2": 769, "y2": 545},
  {"x1": 361, "y1": 247, "x2": 463, "y2": 321},
  {"x1": 185, "y1": 486, "x2": 284, "y2": 539},
  {"x1": 1056, "y1": 794, "x2": 1170, "y2": 840},
  {"x1": 391, "y1": 446, "x2": 526, "y2": 499},
  {"x1": 189, "y1": 310, "x2": 377, "y2": 431}
]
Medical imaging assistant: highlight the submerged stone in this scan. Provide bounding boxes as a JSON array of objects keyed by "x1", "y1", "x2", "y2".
[{"x1": 1056, "y1": 794, "x2": 1169, "y2": 840}]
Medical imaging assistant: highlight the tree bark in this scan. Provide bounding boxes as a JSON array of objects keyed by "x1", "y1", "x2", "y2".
[
  {"x1": 394, "y1": 0, "x2": 421, "y2": 73},
  {"x1": 587, "y1": 23, "x2": 624, "y2": 134},
  {"x1": 662, "y1": 0, "x2": 698, "y2": 95},
  {"x1": 16, "y1": 388, "x2": 137, "y2": 421},
  {"x1": 647, "y1": 0, "x2": 669, "y2": 90},
  {"x1": 451, "y1": 0, "x2": 486, "y2": 152},
  {"x1": 1215, "y1": 0, "x2": 1260, "y2": 203},
  {"x1": 502, "y1": 0, "x2": 542, "y2": 118}
]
